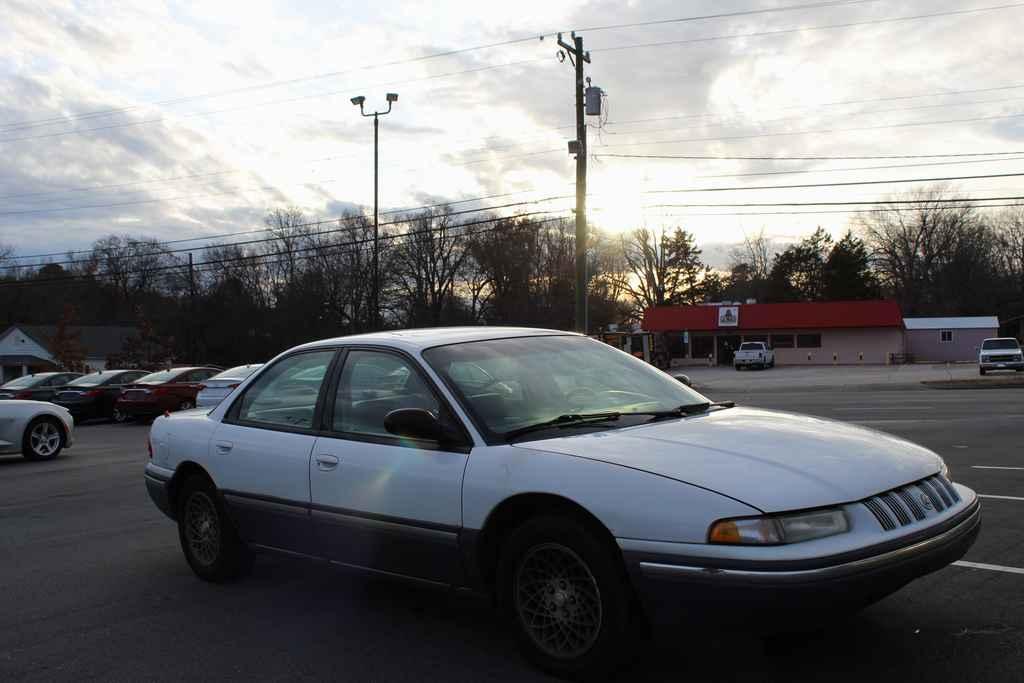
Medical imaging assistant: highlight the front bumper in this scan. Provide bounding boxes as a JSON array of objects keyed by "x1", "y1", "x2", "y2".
[
  {"x1": 980, "y1": 360, "x2": 1023, "y2": 371},
  {"x1": 625, "y1": 500, "x2": 980, "y2": 626}
]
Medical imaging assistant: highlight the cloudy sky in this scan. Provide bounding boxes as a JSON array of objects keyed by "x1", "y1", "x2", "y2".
[{"x1": 2, "y1": 0, "x2": 1023, "y2": 263}]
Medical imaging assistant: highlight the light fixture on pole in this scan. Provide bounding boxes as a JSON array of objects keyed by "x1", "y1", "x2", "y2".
[{"x1": 351, "y1": 93, "x2": 399, "y2": 329}]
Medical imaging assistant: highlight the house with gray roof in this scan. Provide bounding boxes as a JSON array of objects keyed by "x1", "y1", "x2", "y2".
[
  {"x1": 903, "y1": 316, "x2": 1000, "y2": 362},
  {"x1": 0, "y1": 324, "x2": 139, "y2": 383}
]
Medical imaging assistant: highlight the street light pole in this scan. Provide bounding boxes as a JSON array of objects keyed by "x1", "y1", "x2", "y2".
[{"x1": 351, "y1": 93, "x2": 398, "y2": 330}]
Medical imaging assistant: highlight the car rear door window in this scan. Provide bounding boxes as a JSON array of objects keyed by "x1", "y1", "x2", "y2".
[
  {"x1": 236, "y1": 351, "x2": 334, "y2": 430},
  {"x1": 332, "y1": 350, "x2": 440, "y2": 438}
]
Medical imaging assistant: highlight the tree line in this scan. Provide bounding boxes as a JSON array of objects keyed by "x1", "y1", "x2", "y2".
[{"x1": 1, "y1": 187, "x2": 1021, "y2": 368}]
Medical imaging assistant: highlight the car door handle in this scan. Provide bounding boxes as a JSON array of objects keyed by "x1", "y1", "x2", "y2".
[
  {"x1": 315, "y1": 454, "x2": 340, "y2": 471},
  {"x1": 215, "y1": 440, "x2": 233, "y2": 454}
]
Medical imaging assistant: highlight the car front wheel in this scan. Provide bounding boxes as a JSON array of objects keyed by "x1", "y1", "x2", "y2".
[
  {"x1": 22, "y1": 417, "x2": 64, "y2": 460},
  {"x1": 178, "y1": 399, "x2": 195, "y2": 411},
  {"x1": 499, "y1": 516, "x2": 635, "y2": 679},
  {"x1": 177, "y1": 475, "x2": 250, "y2": 582}
]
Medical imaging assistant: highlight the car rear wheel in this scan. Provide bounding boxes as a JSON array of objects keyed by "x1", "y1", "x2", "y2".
[
  {"x1": 111, "y1": 407, "x2": 129, "y2": 423},
  {"x1": 499, "y1": 516, "x2": 635, "y2": 679},
  {"x1": 177, "y1": 474, "x2": 250, "y2": 582},
  {"x1": 22, "y1": 417, "x2": 64, "y2": 461},
  {"x1": 979, "y1": 368, "x2": 986, "y2": 376}
]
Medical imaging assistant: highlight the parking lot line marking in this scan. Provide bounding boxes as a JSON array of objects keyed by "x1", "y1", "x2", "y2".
[
  {"x1": 977, "y1": 494, "x2": 1024, "y2": 501},
  {"x1": 953, "y1": 561, "x2": 1024, "y2": 576},
  {"x1": 972, "y1": 466, "x2": 1024, "y2": 470}
]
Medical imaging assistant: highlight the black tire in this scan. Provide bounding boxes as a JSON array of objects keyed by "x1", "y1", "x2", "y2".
[
  {"x1": 979, "y1": 368, "x2": 986, "y2": 376},
  {"x1": 111, "y1": 407, "x2": 129, "y2": 423},
  {"x1": 21, "y1": 416, "x2": 65, "y2": 461},
  {"x1": 178, "y1": 399, "x2": 195, "y2": 411},
  {"x1": 498, "y1": 515, "x2": 636, "y2": 680},
  {"x1": 176, "y1": 474, "x2": 250, "y2": 582},
  {"x1": 734, "y1": 365, "x2": 741, "y2": 371}
]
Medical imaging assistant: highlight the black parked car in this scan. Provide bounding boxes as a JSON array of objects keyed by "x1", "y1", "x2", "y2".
[
  {"x1": 0, "y1": 372, "x2": 83, "y2": 401},
  {"x1": 53, "y1": 369, "x2": 150, "y2": 422}
]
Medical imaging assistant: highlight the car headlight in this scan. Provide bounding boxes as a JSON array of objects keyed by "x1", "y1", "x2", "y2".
[{"x1": 709, "y1": 509, "x2": 849, "y2": 545}]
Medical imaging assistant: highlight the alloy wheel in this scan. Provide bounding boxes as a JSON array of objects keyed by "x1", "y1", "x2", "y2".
[
  {"x1": 184, "y1": 492, "x2": 220, "y2": 567},
  {"x1": 514, "y1": 542, "x2": 603, "y2": 660},
  {"x1": 29, "y1": 421, "x2": 61, "y2": 457}
]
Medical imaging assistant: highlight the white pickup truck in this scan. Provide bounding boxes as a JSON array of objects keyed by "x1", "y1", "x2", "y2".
[{"x1": 734, "y1": 341, "x2": 775, "y2": 370}]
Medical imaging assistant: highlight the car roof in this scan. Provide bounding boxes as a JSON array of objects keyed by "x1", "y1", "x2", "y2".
[{"x1": 294, "y1": 326, "x2": 578, "y2": 354}]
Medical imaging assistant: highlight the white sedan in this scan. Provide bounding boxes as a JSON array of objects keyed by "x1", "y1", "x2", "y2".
[
  {"x1": 195, "y1": 364, "x2": 264, "y2": 408},
  {"x1": 0, "y1": 400, "x2": 75, "y2": 460},
  {"x1": 144, "y1": 328, "x2": 979, "y2": 678}
]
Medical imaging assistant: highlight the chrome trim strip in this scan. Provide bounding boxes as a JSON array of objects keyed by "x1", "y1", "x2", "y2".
[{"x1": 639, "y1": 505, "x2": 980, "y2": 585}]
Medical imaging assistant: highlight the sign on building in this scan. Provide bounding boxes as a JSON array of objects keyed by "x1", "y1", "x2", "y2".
[{"x1": 717, "y1": 306, "x2": 739, "y2": 327}]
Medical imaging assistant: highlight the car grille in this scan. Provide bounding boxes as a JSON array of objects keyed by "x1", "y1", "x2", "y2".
[
  {"x1": 861, "y1": 474, "x2": 960, "y2": 531},
  {"x1": 986, "y1": 354, "x2": 1019, "y2": 362}
]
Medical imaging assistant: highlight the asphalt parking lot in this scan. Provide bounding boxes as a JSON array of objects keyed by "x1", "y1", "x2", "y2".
[{"x1": 1, "y1": 386, "x2": 1022, "y2": 681}]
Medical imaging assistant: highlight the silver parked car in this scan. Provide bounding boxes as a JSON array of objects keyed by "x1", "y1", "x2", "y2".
[
  {"x1": 145, "y1": 328, "x2": 979, "y2": 678},
  {"x1": 195, "y1": 364, "x2": 263, "y2": 408},
  {"x1": 0, "y1": 400, "x2": 75, "y2": 460}
]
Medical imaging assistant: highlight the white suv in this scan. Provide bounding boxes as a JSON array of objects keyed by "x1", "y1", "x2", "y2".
[{"x1": 978, "y1": 337, "x2": 1023, "y2": 375}]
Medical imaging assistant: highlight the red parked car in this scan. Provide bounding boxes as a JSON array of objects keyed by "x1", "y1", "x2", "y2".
[{"x1": 115, "y1": 367, "x2": 221, "y2": 419}]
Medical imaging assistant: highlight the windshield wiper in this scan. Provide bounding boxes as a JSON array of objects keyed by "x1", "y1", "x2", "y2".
[
  {"x1": 504, "y1": 402, "x2": 737, "y2": 441},
  {"x1": 504, "y1": 412, "x2": 622, "y2": 441},
  {"x1": 628, "y1": 400, "x2": 737, "y2": 420}
]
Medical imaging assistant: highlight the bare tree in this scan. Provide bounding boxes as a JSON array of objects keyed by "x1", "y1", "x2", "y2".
[
  {"x1": 618, "y1": 226, "x2": 707, "y2": 317},
  {"x1": 856, "y1": 187, "x2": 977, "y2": 313},
  {"x1": 392, "y1": 209, "x2": 472, "y2": 327}
]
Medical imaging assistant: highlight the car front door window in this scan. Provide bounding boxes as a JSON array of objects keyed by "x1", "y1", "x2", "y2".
[{"x1": 333, "y1": 350, "x2": 442, "y2": 438}]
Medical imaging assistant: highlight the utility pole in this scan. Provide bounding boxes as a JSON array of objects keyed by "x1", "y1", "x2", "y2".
[
  {"x1": 558, "y1": 32, "x2": 591, "y2": 334},
  {"x1": 351, "y1": 93, "x2": 399, "y2": 330},
  {"x1": 187, "y1": 252, "x2": 196, "y2": 362}
]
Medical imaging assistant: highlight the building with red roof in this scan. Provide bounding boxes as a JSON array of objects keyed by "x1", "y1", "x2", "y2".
[{"x1": 642, "y1": 300, "x2": 906, "y2": 366}]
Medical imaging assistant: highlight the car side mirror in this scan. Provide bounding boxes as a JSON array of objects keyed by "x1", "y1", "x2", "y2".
[{"x1": 384, "y1": 408, "x2": 459, "y2": 444}]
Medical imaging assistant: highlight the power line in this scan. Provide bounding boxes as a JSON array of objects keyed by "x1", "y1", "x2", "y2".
[
  {"x1": 2, "y1": 196, "x2": 575, "y2": 270},
  {"x1": 591, "y1": 2, "x2": 1024, "y2": 55},
  {"x1": 3, "y1": 0, "x2": 878, "y2": 133},
  {"x1": 645, "y1": 195, "x2": 1024, "y2": 209},
  {"x1": 643, "y1": 171, "x2": 1024, "y2": 195},
  {"x1": 4, "y1": 187, "x2": 559, "y2": 261},
  {"x1": 694, "y1": 156, "x2": 1024, "y2": 178},
  {"x1": 597, "y1": 95, "x2": 1024, "y2": 138},
  {"x1": 0, "y1": 58, "x2": 550, "y2": 143},
  {"x1": 0, "y1": 211, "x2": 572, "y2": 288},
  {"x1": 13, "y1": 85, "x2": 1022, "y2": 205},
  {"x1": 596, "y1": 83, "x2": 1024, "y2": 129},
  {"x1": 647, "y1": 202, "x2": 1024, "y2": 217},
  {"x1": 593, "y1": 151, "x2": 1024, "y2": 161},
  {"x1": 594, "y1": 112, "x2": 1024, "y2": 149}
]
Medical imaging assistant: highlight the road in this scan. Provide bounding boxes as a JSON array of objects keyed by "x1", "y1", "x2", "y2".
[{"x1": 1, "y1": 388, "x2": 1022, "y2": 681}]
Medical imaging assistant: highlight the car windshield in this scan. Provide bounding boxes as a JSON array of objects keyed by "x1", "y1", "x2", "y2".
[
  {"x1": 0, "y1": 374, "x2": 50, "y2": 389},
  {"x1": 424, "y1": 335, "x2": 710, "y2": 440},
  {"x1": 210, "y1": 365, "x2": 262, "y2": 381},
  {"x1": 982, "y1": 339, "x2": 1020, "y2": 350},
  {"x1": 67, "y1": 374, "x2": 112, "y2": 387},
  {"x1": 136, "y1": 369, "x2": 181, "y2": 384},
  {"x1": 739, "y1": 342, "x2": 763, "y2": 351}
]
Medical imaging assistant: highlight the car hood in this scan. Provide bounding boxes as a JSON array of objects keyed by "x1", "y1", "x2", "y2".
[{"x1": 513, "y1": 407, "x2": 941, "y2": 512}]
